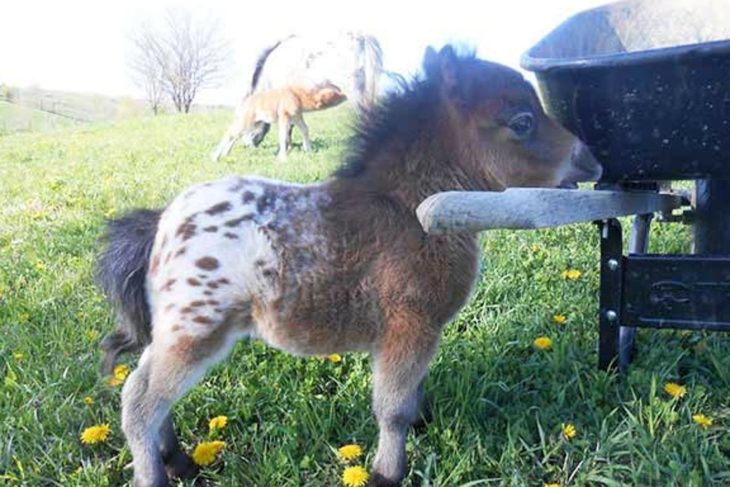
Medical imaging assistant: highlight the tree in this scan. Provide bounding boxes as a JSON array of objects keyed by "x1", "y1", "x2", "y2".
[
  {"x1": 129, "y1": 10, "x2": 230, "y2": 114},
  {"x1": 129, "y1": 38, "x2": 165, "y2": 115}
]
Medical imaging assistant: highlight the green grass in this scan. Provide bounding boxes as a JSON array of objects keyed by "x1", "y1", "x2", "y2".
[{"x1": 1, "y1": 106, "x2": 729, "y2": 486}]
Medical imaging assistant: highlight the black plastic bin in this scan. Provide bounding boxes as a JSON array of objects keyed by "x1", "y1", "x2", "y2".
[{"x1": 521, "y1": 0, "x2": 730, "y2": 182}]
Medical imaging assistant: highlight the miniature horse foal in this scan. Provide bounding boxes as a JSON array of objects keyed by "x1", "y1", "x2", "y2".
[
  {"x1": 97, "y1": 46, "x2": 601, "y2": 486},
  {"x1": 211, "y1": 83, "x2": 346, "y2": 162}
]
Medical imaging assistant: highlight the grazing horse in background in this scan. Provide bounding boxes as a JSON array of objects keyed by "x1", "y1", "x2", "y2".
[
  {"x1": 248, "y1": 32, "x2": 383, "y2": 109},
  {"x1": 210, "y1": 82, "x2": 346, "y2": 162},
  {"x1": 97, "y1": 46, "x2": 601, "y2": 487},
  {"x1": 210, "y1": 32, "x2": 383, "y2": 161}
]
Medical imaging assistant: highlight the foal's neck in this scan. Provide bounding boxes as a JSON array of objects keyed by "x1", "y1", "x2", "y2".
[
  {"x1": 290, "y1": 87, "x2": 320, "y2": 111},
  {"x1": 338, "y1": 138, "x2": 478, "y2": 214}
]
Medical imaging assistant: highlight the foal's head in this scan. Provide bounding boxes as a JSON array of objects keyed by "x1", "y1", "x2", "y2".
[
  {"x1": 313, "y1": 83, "x2": 347, "y2": 109},
  {"x1": 424, "y1": 45, "x2": 601, "y2": 190}
]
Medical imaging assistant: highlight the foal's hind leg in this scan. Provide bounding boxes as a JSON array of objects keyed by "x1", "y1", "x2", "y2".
[
  {"x1": 159, "y1": 415, "x2": 198, "y2": 480},
  {"x1": 370, "y1": 316, "x2": 440, "y2": 486},
  {"x1": 211, "y1": 105, "x2": 251, "y2": 161},
  {"x1": 122, "y1": 320, "x2": 245, "y2": 486},
  {"x1": 276, "y1": 116, "x2": 292, "y2": 161}
]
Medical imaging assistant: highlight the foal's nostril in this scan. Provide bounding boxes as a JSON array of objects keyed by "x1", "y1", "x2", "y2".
[
  {"x1": 570, "y1": 142, "x2": 603, "y2": 181},
  {"x1": 558, "y1": 142, "x2": 603, "y2": 188}
]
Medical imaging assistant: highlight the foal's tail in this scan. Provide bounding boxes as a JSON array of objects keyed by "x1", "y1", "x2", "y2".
[{"x1": 95, "y1": 209, "x2": 161, "y2": 374}]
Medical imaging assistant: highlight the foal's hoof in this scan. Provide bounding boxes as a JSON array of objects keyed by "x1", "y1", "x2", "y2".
[
  {"x1": 369, "y1": 472, "x2": 401, "y2": 487},
  {"x1": 413, "y1": 403, "x2": 433, "y2": 435},
  {"x1": 164, "y1": 452, "x2": 199, "y2": 480}
]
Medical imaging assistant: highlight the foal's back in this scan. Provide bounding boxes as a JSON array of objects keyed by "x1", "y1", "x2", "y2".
[
  {"x1": 147, "y1": 176, "x2": 381, "y2": 357},
  {"x1": 243, "y1": 85, "x2": 344, "y2": 125}
]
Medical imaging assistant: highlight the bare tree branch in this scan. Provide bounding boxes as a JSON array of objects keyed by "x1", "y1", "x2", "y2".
[{"x1": 128, "y1": 9, "x2": 230, "y2": 114}]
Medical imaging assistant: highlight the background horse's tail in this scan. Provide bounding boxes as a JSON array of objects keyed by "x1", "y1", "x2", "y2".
[
  {"x1": 359, "y1": 34, "x2": 383, "y2": 108},
  {"x1": 246, "y1": 35, "x2": 296, "y2": 97},
  {"x1": 96, "y1": 209, "x2": 161, "y2": 374}
]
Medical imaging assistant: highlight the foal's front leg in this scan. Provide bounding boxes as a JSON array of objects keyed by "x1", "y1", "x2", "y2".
[
  {"x1": 370, "y1": 318, "x2": 440, "y2": 486},
  {"x1": 293, "y1": 115, "x2": 312, "y2": 152}
]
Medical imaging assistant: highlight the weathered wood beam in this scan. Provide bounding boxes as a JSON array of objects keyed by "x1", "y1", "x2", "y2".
[{"x1": 416, "y1": 189, "x2": 684, "y2": 234}]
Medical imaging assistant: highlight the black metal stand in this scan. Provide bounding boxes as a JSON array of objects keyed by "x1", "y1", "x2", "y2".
[
  {"x1": 597, "y1": 219, "x2": 623, "y2": 371},
  {"x1": 596, "y1": 190, "x2": 730, "y2": 372},
  {"x1": 618, "y1": 214, "x2": 653, "y2": 371},
  {"x1": 694, "y1": 179, "x2": 730, "y2": 254}
]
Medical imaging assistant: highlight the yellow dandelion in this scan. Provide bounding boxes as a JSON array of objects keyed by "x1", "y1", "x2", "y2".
[
  {"x1": 342, "y1": 465, "x2": 369, "y2": 487},
  {"x1": 104, "y1": 208, "x2": 117, "y2": 218},
  {"x1": 86, "y1": 330, "x2": 99, "y2": 341},
  {"x1": 83, "y1": 396, "x2": 94, "y2": 406},
  {"x1": 544, "y1": 483, "x2": 562, "y2": 487},
  {"x1": 692, "y1": 414, "x2": 713, "y2": 430},
  {"x1": 562, "y1": 423, "x2": 577, "y2": 440},
  {"x1": 209, "y1": 415, "x2": 228, "y2": 431},
  {"x1": 80, "y1": 424, "x2": 110, "y2": 445},
  {"x1": 192, "y1": 440, "x2": 226, "y2": 466},
  {"x1": 533, "y1": 336, "x2": 553, "y2": 350},
  {"x1": 337, "y1": 444, "x2": 363, "y2": 462},
  {"x1": 552, "y1": 314, "x2": 567, "y2": 325},
  {"x1": 34, "y1": 261, "x2": 46, "y2": 272},
  {"x1": 13, "y1": 352, "x2": 24, "y2": 361},
  {"x1": 561, "y1": 269, "x2": 582, "y2": 280},
  {"x1": 109, "y1": 364, "x2": 130, "y2": 386},
  {"x1": 327, "y1": 353, "x2": 342, "y2": 363},
  {"x1": 664, "y1": 382, "x2": 687, "y2": 399}
]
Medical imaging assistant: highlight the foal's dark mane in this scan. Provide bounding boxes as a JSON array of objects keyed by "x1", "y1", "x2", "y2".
[
  {"x1": 335, "y1": 49, "x2": 479, "y2": 181},
  {"x1": 335, "y1": 79, "x2": 436, "y2": 179}
]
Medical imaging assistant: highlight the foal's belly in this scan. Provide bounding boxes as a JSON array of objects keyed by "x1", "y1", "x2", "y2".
[{"x1": 251, "y1": 279, "x2": 381, "y2": 356}]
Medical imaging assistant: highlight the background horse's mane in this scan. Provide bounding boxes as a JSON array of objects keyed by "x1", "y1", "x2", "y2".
[{"x1": 336, "y1": 48, "x2": 478, "y2": 180}]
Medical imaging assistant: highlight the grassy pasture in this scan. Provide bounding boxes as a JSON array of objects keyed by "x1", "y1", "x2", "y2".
[{"x1": 0, "y1": 106, "x2": 728, "y2": 486}]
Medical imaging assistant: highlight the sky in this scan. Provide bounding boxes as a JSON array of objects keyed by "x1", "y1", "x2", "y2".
[{"x1": 0, "y1": 0, "x2": 609, "y2": 106}]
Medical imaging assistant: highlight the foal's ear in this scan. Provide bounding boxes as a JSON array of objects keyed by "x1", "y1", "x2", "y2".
[{"x1": 423, "y1": 45, "x2": 459, "y2": 95}]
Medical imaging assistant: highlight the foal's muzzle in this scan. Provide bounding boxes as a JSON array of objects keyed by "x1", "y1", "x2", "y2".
[{"x1": 558, "y1": 141, "x2": 603, "y2": 189}]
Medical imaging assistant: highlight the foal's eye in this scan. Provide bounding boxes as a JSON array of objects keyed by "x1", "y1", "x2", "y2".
[{"x1": 507, "y1": 112, "x2": 535, "y2": 138}]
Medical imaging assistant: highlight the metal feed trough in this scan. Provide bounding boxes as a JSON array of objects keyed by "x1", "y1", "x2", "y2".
[{"x1": 417, "y1": 0, "x2": 730, "y2": 371}]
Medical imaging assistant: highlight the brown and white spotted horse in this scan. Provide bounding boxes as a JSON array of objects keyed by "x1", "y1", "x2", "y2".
[{"x1": 97, "y1": 45, "x2": 601, "y2": 487}]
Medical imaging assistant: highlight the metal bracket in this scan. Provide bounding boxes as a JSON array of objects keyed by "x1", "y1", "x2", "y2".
[{"x1": 596, "y1": 218, "x2": 623, "y2": 371}]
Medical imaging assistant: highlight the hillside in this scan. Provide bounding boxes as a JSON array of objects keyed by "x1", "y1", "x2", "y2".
[
  {"x1": 0, "y1": 85, "x2": 226, "y2": 136},
  {"x1": 0, "y1": 100, "x2": 81, "y2": 135}
]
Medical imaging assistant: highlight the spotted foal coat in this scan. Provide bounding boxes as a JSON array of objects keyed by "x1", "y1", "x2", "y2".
[
  {"x1": 99, "y1": 45, "x2": 601, "y2": 487},
  {"x1": 149, "y1": 176, "x2": 353, "y2": 357}
]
